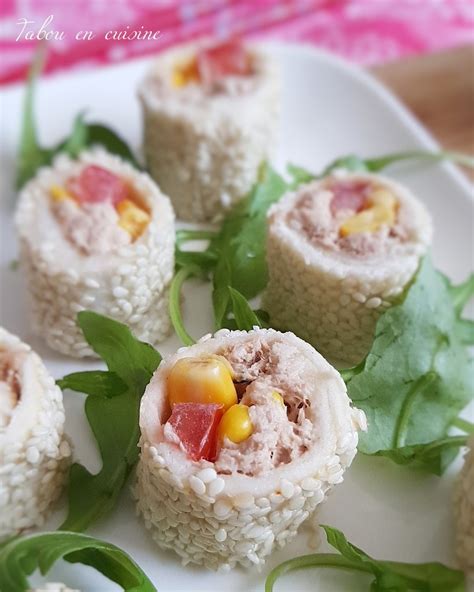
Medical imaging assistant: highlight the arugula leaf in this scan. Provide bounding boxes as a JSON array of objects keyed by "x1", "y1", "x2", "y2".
[
  {"x1": 84, "y1": 123, "x2": 141, "y2": 169},
  {"x1": 228, "y1": 287, "x2": 263, "y2": 331},
  {"x1": 17, "y1": 46, "x2": 51, "y2": 190},
  {"x1": 265, "y1": 525, "x2": 465, "y2": 592},
  {"x1": 57, "y1": 370, "x2": 127, "y2": 398},
  {"x1": 16, "y1": 50, "x2": 140, "y2": 189},
  {"x1": 169, "y1": 267, "x2": 196, "y2": 347},
  {"x1": 59, "y1": 312, "x2": 161, "y2": 532},
  {"x1": 344, "y1": 257, "x2": 472, "y2": 472},
  {"x1": 287, "y1": 150, "x2": 474, "y2": 188},
  {"x1": 0, "y1": 531, "x2": 155, "y2": 592},
  {"x1": 370, "y1": 435, "x2": 468, "y2": 476},
  {"x1": 209, "y1": 165, "x2": 288, "y2": 302},
  {"x1": 171, "y1": 165, "x2": 287, "y2": 341}
]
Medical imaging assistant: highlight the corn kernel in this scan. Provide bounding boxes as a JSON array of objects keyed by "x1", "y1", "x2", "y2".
[
  {"x1": 172, "y1": 58, "x2": 200, "y2": 88},
  {"x1": 218, "y1": 404, "x2": 253, "y2": 443},
  {"x1": 272, "y1": 391, "x2": 285, "y2": 407},
  {"x1": 50, "y1": 185, "x2": 76, "y2": 203},
  {"x1": 167, "y1": 357, "x2": 237, "y2": 410},
  {"x1": 116, "y1": 199, "x2": 150, "y2": 241},
  {"x1": 340, "y1": 187, "x2": 397, "y2": 236}
]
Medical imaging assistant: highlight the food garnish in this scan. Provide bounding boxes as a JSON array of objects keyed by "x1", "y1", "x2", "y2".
[
  {"x1": 0, "y1": 531, "x2": 156, "y2": 592},
  {"x1": 265, "y1": 525, "x2": 466, "y2": 592},
  {"x1": 57, "y1": 312, "x2": 161, "y2": 532}
]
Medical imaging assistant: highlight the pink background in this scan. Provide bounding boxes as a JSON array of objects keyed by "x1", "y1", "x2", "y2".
[{"x1": 0, "y1": 0, "x2": 473, "y2": 85}]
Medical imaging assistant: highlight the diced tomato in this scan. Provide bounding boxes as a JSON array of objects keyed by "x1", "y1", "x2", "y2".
[
  {"x1": 167, "y1": 403, "x2": 224, "y2": 462},
  {"x1": 67, "y1": 165, "x2": 129, "y2": 205},
  {"x1": 330, "y1": 180, "x2": 370, "y2": 214},
  {"x1": 196, "y1": 39, "x2": 251, "y2": 86}
]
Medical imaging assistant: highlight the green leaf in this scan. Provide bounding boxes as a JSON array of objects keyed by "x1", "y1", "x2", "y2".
[
  {"x1": 344, "y1": 256, "x2": 472, "y2": 473},
  {"x1": 228, "y1": 287, "x2": 262, "y2": 331},
  {"x1": 170, "y1": 166, "x2": 286, "y2": 339},
  {"x1": 0, "y1": 531, "x2": 155, "y2": 592},
  {"x1": 265, "y1": 525, "x2": 466, "y2": 592},
  {"x1": 16, "y1": 50, "x2": 140, "y2": 190},
  {"x1": 16, "y1": 46, "x2": 49, "y2": 190},
  {"x1": 175, "y1": 229, "x2": 218, "y2": 247},
  {"x1": 362, "y1": 150, "x2": 474, "y2": 172},
  {"x1": 169, "y1": 267, "x2": 196, "y2": 347},
  {"x1": 287, "y1": 163, "x2": 315, "y2": 187},
  {"x1": 286, "y1": 151, "x2": 474, "y2": 192},
  {"x1": 212, "y1": 256, "x2": 232, "y2": 329},
  {"x1": 210, "y1": 164, "x2": 288, "y2": 302},
  {"x1": 369, "y1": 435, "x2": 468, "y2": 476},
  {"x1": 84, "y1": 123, "x2": 141, "y2": 169},
  {"x1": 57, "y1": 370, "x2": 127, "y2": 398},
  {"x1": 56, "y1": 112, "x2": 88, "y2": 158},
  {"x1": 455, "y1": 319, "x2": 474, "y2": 346},
  {"x1": 323, "y1": 525, "x2": 466, "y2": 591},
  {"x1": 448, "y1": 273, "x2": 474, "y2": 315},
  {"x1": 452, "y1": 417, "x2": 474, "y2": 434},
  {"x1": 59, "y1": 312, "x2": 161, "y2": 532}
]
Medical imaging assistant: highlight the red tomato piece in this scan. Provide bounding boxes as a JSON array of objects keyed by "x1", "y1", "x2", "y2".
[
  {"x1": 167, "y1": 403, "x2": 224, "y2": 462},
  {"x1": 197, "y1": 39, "x2": 251, "y2": 85},
  {"x1": 67, "y1": 165, "x2": 129, "y2": 205},
  {"x1": 330, "y1": 180, "x2": 370, "y2": 214}
]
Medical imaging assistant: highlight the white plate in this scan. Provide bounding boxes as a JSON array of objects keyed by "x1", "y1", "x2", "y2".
[{"x1": 0, "y1": 43, "x2": 472, "y2": 592}]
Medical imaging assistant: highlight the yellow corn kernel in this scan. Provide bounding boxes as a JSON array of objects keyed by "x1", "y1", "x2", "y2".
[
  {"x1": 340, "y1": 209, "x2": 377, "y2": 236},
  {"x1": 116, "y1": 199, "x2": 150, "y2": 241},
  {"x1": 50, "y1": 185, "x2": 76, "y2": 203},
  {"x1": 209, "y1": 354, "x2": 235, "y2": 379},
  {"x1": 167, "y1": 357, "x2": 237, "y2": 410},
  {"x1": 172, "y1": 58, "x2": 199, "y2": 88},
  {"x1": 369, "y1": 188, "x2": 397, "y2": 210},
  {"x1": 272, "y1": 391, "x2": 285, "y2": 407},
  {"x1": 218, "y1": 404, "x2": 253, "y2": 443},
  {"x1": 340, "y1": 188, "x2": 397, "y2": 236}
]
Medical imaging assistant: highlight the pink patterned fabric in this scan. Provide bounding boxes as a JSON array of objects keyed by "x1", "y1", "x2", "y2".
[{"x1": 0, "y1": 0, "x2": 473, "y2": 85}]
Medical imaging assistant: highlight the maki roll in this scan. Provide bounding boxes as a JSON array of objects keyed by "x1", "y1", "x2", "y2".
[
  {"x1": 139, "y1": 39, "x2": 279, "y2": 221},
  {"x1": 264, "y1": 171, "x2": 432, "y2": 366},
  {"x1": 135, "y1": 328, "x2": 365, "y2": 570},
  {"x1": 454, "y1": 437, "x2": 474, "y2": 577},
  {"x1": 0, "y1": 327, "x2": 70, "y2": 539},
  {"x1": 15, "y1": 149, "x2": 175, "y2": 358}
]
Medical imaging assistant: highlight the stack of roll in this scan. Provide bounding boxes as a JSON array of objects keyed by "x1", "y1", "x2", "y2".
[
  {"x1": 135, "y1": 327, "x2": 366, "y2": 570},
  {"x1": 264, "y1": 170, "x2": 432, "y2": 366},
  {"x1": 15, "y1": 149, "x2": 175, "y2": 358},
  {"x1": 0, "y1": 327, "x2": 71, "y2": 540},
  {"x1": 139, "y1": 40, "x2": 280, "y2": 221}
]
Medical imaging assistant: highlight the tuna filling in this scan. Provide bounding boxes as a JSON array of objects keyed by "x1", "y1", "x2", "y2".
[
  {"x1": 215, "y1": 338, "x2": 314, "y2": 477},
  {"x1": 49, "y1": 165, "x2": 150, "y2": 256},
  {"x1": 288, "y1": 178, "x2": 409, "y2": 256}
]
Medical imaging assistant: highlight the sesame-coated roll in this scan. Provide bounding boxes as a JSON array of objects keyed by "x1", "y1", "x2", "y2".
[
  {"x1": 15, "y1": 149, "x2": 175, "y2": 358},
  {"x1": 264, "y1": 171, "x2": 432, "y2": 366},
  {"x1": 0, "y1": 327, "x2": 71, "y2": 540},
  {"x1": 135, "y1": 328, "x2": 366, "y2": 570},
  {"x1": 454, "y1": 437, "x2": 474, "y2": 578},
  {"x1": 139, "y1": 39, "x2": 279, "y2": 222}
]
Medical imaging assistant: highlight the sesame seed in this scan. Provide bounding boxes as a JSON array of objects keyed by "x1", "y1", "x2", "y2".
[
  {"x1": 215, "y1": 528, "x2": 227, "y2": 542},
  {"x1": 189, "y1": 476, "x2": 206, "y2": 496},
  {"x1": 207, "y1": 477, "x2": 225, "y2": 497},
  {"x1": 196, "y1": 468, "x2": 217, "y2": 483}
]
